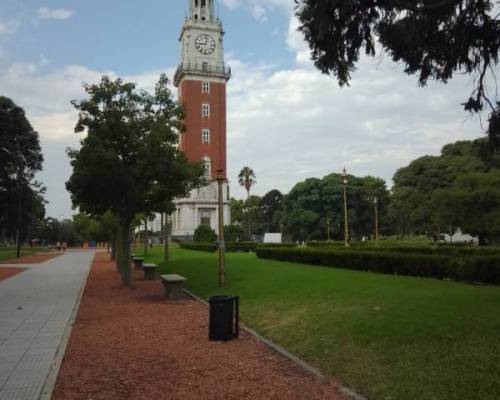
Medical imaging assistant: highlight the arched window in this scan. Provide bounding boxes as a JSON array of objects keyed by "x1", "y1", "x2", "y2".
[{"x1": 202, "y1": 156, "x2": 211, "y2": 177}]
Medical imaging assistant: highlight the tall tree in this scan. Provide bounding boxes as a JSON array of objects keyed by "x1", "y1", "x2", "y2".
[
  {"x1": 238, "y1": 166, "x2": 257, "y2": 199},
  {"x1": 260, "y1": 189, "x2": 283, "y2": 233},
  {"x1": 66, "y1": 75, "x2": 201, "y2": 286},
  {"x1": 0, "y1": 97, "x2": 44, "y2": 245},
  {"x1": 295, "y1": 0, "x2": 500, "y2": 145},
  {"x1": 390, "y1": 138, "x2": 497, "y2": 236},
  {"x1": 433, "y1": 171, "x2": 500, "y2": 244}
]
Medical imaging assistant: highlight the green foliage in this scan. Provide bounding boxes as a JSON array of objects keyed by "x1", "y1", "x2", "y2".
[
  {"x1": 281, "y1": 173, "x2": 390, "y2": 241},
  {"x1": 193, "y1": 225, "x2": 217, "y2": 242},
  {"x1": 224, "y1": 224, "x2": 247, "y2": 242},
  {"x1": 433, "y1": 171, "x2": 500, "y2": 244},
  {"x1": 295, "y1": 0, "x2": 500, "y2": 144},
  {"x1": 256, "y1": 247, "x2": 500, "y2": 285},
  {"x1": 66, "y1": 74, "x2": 202, "y2": 286},
  {"x1": 0, "y1": 97, "x2": 45, "y2": 243},
  {"x1": 260, "y1": 189, "x2": 283, "y2": 232},
  {"x1": 230, "y1": 195, "x2": 265, "y2": 236},
  {"x1": 179, "y1": 241, "x2": 217, "y2": 252},
  {"x1": 226, "y1": 242, "x2": 298, "y2": 253},
  {"x1": 238, "y1": 166, "x2": 257, "y2": 197},
  {"x1": 390, "y1": 138, "x2": 499, "y2": 237}
]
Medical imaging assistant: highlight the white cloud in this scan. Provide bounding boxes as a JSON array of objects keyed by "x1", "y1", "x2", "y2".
[
  {"x1": 225, "y1": 54, "x2": 482, "y2": 200},
  {"x1": 37, "y1": 8, "x2": 74, "y2": 21},
  {"x1": 221, "y1": 0, "x2": 291, "y2": 21}
]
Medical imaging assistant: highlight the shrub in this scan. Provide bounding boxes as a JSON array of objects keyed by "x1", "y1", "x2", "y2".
[
  {"x1": 225, "y1": 224, "x2": 248, "y2": 242},
  {"x1": 194, "y1": 225, "x2": 217, "y2": 243},
  {"x1": 255, "y1": 247, "x2": 500, "y2": 285},
  {"x1": 179, "y1": 241, "x2": 217, "y2": 252},
  {"x1": 226, "y1": 242, "x2": 256, "y2": 252}
]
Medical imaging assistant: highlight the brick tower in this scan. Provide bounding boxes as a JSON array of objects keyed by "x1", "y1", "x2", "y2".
[{"x1": 171, "y1": 0, "x2": 231, "y2": 239}]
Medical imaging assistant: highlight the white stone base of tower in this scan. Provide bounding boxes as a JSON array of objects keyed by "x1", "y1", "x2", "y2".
[{"x1": 171, "y1": 180, "x2": 231, "y2": 240}]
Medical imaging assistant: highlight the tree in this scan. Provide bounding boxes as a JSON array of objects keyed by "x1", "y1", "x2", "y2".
[
  {"x1": 433, "y1": 171, "x2": 500, "y2": 244},
  {"x1": 281, "y1": 173, "x2": 390, "y2": 241},
  {"x1": 66, "y1": 75, "x2": 201, "y2": 286},
  {"x1": 238, "y1": 166, "x2": 257, "y2": 199},
  {"x1": 295, "y1": 0, "x2": 500, "y2": 145},
  {"x1": 390, "y1": 138, "x2": 497, "y2": 236},
  {"x1": 0, "y1": 97, "x2": 45, "y2": 247},
  {"x1": 260, "y1": 189, "x2": 283, "y2": 233}
]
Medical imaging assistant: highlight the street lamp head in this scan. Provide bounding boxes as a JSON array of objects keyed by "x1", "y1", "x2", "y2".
[
  {"x1": 342, "y1": 167, "x2": 348, "y2": 185},
  {"x1": 216, "y1": 169, "x2": 225, "y2": 182}
]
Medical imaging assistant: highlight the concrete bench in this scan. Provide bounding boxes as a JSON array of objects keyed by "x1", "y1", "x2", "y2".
[
  {"x1": 160, "y1": 274, "x2": 187, "y2": 300},
  {"x1": 143, "y1": 263, "x2": 158, "y2": 280},
  {"x1": 132, "y1": 257, "x2": 144, "y2": 270}
]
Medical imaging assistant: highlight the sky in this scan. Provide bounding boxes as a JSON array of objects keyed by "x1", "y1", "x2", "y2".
[{"x1": 0, "y1": 0, "x2": 491, "y2": 219}]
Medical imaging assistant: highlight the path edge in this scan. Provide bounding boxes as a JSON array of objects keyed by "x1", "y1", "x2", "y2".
[
  {"x1": 182, "y1": 288, "x2": 369, "y2": 400},
  {"x1": 38, "y1": 252, "x2": 95, "y2": 400}
]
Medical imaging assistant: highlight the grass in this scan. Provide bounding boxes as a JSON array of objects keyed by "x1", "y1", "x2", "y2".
[
  {"x1": 0, "y1": 247, "x2": 49, "y2": 262},
  {"x1": 137, "y1": 245, "x2": 500, "y2": 400}
]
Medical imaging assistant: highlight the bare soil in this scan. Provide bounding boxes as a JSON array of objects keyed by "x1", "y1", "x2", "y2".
[
  {"x1": 0, "y1": 267, "x2": 25, "y2": 281},
  {"x1": 52, "y1": 253, "x2": 348, "y2": 400},
  {"x1": 0, "y1": 252, "x2": 62, "y2": 265}
]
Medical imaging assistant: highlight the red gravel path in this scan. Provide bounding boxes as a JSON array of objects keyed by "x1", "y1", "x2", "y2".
[
  {"x1": 52, "y1": 253, "x2": 349, "y2": 400},
  {"x1": 0, "y1": 252, "x2": 62, "y2": 265},
  {"x1": 0, "y1": 267, "x2": 25, "y2": 281}
]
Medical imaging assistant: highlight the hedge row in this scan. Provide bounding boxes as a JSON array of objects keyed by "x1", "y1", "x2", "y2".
[
  {"x1": 255, "y1": 247, "x2": 500, "y2": 285},
  {"x1": 306, "y1": 241, "x2": 499, "y2": 256},
  {"x1": 179, "y1": 241, "x2": 298, "y2": 253},
  {"x1": 179, "y1": 242, "x2": 217, "y2": 252}
]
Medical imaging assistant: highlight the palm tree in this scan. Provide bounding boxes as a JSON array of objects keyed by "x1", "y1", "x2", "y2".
[
  {"x1": 238, "y1": 166, "x2": 257, "y2": 199},
  {"x1": 238, "y1": 167, "x2": 257, "y2": 238}
]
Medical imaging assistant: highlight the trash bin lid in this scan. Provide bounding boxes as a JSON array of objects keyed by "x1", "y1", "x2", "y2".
[{"x1": 209, "y1": 295, "x2": 236, "y2": 304}]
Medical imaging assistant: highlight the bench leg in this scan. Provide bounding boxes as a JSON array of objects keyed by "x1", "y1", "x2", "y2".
[
  {"x1": 144, "y1": 269, "x2": 156, "y2": 280},
  {"x1": 164, "y1": 282, "x2": 183, "y2": 300}
]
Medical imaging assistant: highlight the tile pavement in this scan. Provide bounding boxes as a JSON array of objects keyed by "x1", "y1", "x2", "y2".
[{"x1": 0, "y1": 251, "x2": 94, "y2": 400}]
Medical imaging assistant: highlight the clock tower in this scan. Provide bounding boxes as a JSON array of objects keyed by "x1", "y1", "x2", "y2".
[{"x1": 171, "y1": 0, "x2": 231, "y2": 239}]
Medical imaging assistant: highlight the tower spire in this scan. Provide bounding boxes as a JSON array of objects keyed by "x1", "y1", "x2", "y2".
[{"x1": 189, "y1": 0, "x2": 215, "y2": 22}]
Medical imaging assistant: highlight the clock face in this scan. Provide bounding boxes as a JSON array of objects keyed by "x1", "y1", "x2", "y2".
[{"x1": 195, "y1": 34, "x2": 216, "y2": 55}]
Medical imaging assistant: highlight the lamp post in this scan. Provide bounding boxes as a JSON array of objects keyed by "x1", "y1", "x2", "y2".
[
  {"x1": 373, "y1": 196, "x2": 379, "y2": 241},
  {"x1": 326, "y1": 217, "x2": 331, "y2": 241},
  {"x1": 216, "y1": 169, "x2": 226, "y2": 286},
  {"x1": 342, "y1": 167, "x2": 350, "y2": 247}
]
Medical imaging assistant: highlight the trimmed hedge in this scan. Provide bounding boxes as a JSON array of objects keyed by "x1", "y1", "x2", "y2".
[
  {"x1": 179, "y1": 241, "x2": 298, "y2": 253},
  {"x1": 255, "y1": 247, "x2": 500, "y2": 285},
  {"x1": 179, "y1": 241, "x2": 217, "y2": 252}
]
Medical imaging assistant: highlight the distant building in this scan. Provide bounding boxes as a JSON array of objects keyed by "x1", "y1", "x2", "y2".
[{"x1": 171, "y1": 0, "x2": 231, "y2": 240}]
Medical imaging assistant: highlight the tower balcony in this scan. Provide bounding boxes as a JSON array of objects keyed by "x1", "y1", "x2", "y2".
[{"x1": 174, "y1": 62, "x2": 231, "y2": 86}]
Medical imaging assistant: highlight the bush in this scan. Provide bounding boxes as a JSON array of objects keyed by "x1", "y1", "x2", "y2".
[
  {"x1": 226, "y1": 242, "x2": 256, "y2": 252},
  {"x1": 179, "y1": 241, "x2": 217, "y2": 252},
  {"x1": 194, "y1": 225, "x2": 217, "y2": 243},
  {"x1": 255, "y1": 247, "x2": 500, "y2": 285},
  {"x1": 225, "y1": 225, "x2": 248, "y2": 242},
  {"x1": 225, "y1": 242, "x2": 298, "y2": 253}
]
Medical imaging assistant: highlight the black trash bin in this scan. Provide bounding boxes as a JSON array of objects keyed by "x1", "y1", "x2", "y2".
[{"x1": 208, "y1": 295, "x2": 239, "y2": 341}]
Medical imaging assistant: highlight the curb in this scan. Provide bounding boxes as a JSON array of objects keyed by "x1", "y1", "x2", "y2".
[
  {"x1": 182, "y1": 288, "x2": 369, "y2": 400},
  {"x1": 38, "y1": 252, "x2": 95, "y2": 400}
]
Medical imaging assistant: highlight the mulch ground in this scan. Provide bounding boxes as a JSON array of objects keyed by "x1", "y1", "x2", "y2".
[
  {"x1": 0, "y1": 252, "x2": 62, "y2": 265},
  {"x1": 0, "y1": 267, "x2": 26, "y2": 281},
  {"x1": 52, "y1": 253, "x2": 349, "y2": 400}
]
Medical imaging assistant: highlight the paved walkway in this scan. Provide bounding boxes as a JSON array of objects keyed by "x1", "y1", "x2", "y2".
[{"x1": 0, "y1": 251, "x2": 94, "y2": 400}]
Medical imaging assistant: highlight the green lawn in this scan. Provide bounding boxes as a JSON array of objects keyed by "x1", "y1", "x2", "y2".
[
  {"x1": 138, "y1": 245, "x2": 500, "y2": 400},
  {"x1": 0, "y1": 247, "x2": 49, "y2": 262}
]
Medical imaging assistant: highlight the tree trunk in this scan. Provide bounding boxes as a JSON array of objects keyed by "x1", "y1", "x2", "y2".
[
  {"x1": 115, "y1": 226, "x2": 123, "y2": 272},
  {"x1": 117, "y1": 221, "x2": 132, "y2": 287},
  {"x1": 164, "y1": 216, "x2": 170, "y2": 262},
  {"x1": 144, "y1": 219, "x2": 148, "y2": 256},
  {"x1": 111, "y1": 235, "x2": 117, "y2": 261}
]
